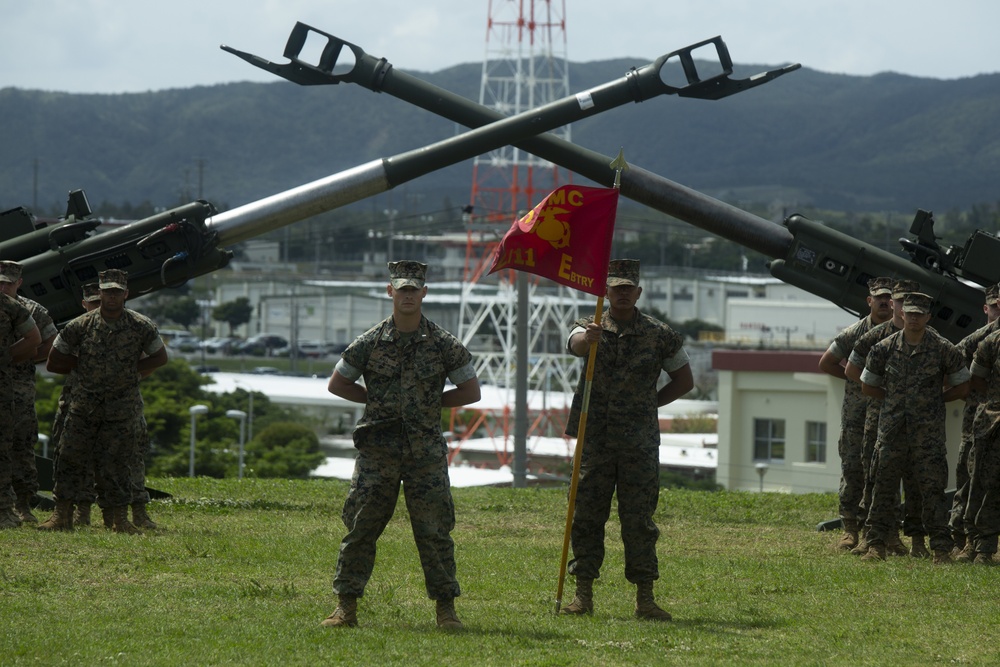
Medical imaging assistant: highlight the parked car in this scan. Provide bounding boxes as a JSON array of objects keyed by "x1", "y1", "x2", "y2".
[
  {"x1": 199, "y1": 336, "x2": 240, "y2": 354},
  {"x1": 274, "y1": 339, "x2": 333, "y2": 358},
  {"x1": 160, "y1": 329, "x2": 200, "y2": 352},
  {"x1": 233, "y1": 334, "x2": 288, "y2": 356}
]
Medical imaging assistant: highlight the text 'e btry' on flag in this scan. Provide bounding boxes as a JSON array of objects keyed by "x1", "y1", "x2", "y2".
[{"x1": 486, "y1": 185, "x2": 618, "y2": 296}]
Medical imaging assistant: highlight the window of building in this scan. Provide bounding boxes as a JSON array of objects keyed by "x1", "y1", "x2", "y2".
[
  {"x1": 753, "y1": 418, "x2": 785, "y2": 461},
  {"x1": 806, "y1": 421, "x2": 827, "y2": 463}
]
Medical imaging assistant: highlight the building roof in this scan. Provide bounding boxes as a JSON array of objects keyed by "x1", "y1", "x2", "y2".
[
  {"x1": 712, "y1": 349, "x2": 824, "y2": 374},
  {"x1": 202, "y1": 372, "x2": 718, "y2": 417},
  {"x1": 312, "y1": 457, "x2": 527, "y2": 487}
]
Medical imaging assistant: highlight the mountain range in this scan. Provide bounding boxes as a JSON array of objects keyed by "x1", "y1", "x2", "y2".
[{"x1": 1, "y1": 58, "x2": 998, "y2": 220}]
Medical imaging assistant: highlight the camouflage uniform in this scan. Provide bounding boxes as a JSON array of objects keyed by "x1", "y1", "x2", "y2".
[
  {"x1": 10, "y1": 296, "x2": 57, "y2": 499},
  {"x1": 0, "y1": 294, "x2": 37, "y2": 513},
  {"x1": 564, "y1": 306, "x2": 688, "y2": 583},
  {"x1": 828, "y1": 311, "x2": 883, "y2": 532},
  {"x1": 965, "y1": 328, "x2": 1000, "y2": 555},
  {"x1": 130, "y1": 408, "x2": 151, "y2": 505},
  {"x1": 50, "y1": 307, "x2": 163, "y2": 507},
  {"x1": 951, "y1": 316, "x2": 1000, "y2": 543},
  {"x1": 48, "y1": 284, "x2": 102, "y2": 506},
  {"x1": 332, "y1": 314, "x2": 476, "y2": 600},
  {"x1": 850, "y1": 320, "x2": 925, "y2": 537},
  {"x1": 861, "y1": 311, "x2": 969, "y2": 552}
]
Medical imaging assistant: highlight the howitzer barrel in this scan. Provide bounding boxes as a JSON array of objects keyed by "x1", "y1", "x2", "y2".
[
  {"x1": 382, "y1": 62, "x2": 794, "y2": 260},
  {"x1": 211, "y1": 41, "x2": 714, "y2": 247},
  {"x1": 226, "y1": 24, "x2": 990, "y2": 343},
  {"x1": 223, "y1": 25, "x2": 796, "y2": 260}
]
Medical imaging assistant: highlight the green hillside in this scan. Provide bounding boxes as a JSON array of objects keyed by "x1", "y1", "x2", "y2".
[{"x1": 2, "y1": 60, "x2": 998, "y2": 218}]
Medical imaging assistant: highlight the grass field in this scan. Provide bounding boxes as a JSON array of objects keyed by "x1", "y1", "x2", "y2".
[{"x1": 2, "y1": 478, "x2": 998, "y2": 666}]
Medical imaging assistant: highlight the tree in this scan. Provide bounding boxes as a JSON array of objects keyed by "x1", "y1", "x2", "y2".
[
  {"x1": 161, "y1": 297, "x2": 201, "y2": 330},
  {"x1": 213, "y1": 297, "x2": 253, "y2": 336},
  {"x1": 245, "y1": 422, "x2": 325, "y2": 479}
]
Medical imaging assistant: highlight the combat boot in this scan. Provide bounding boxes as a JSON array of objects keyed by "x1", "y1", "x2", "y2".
[
  {"x1": 560, "y1": 577, "x2": 594, "y2": 615},
  {"x1": 836, "y1": 530, "x2": 858, "y2": 551},
  {"x1": 635, "y1": 581, "x2": 672, "y2": 621},
  {"x1": 0, "y1": 506, "x2": 23, "y2": 529},
  {"x1": 14, "y1": 494, "x2": 37, "y2": 523},
  {"x1": 952, "y1": 531, "x2": 967, "y2": 554},
  {"x1": 320, "y1": 595, "x2": 358, "y2": 628},
  {"x1": 111, "y1": 506, "x2": 141, "y2": 534},
  {"x1": 910, "y1": 535, "x2": 930, "y2": 559},
  {"x1": 860, "y1": 543, "x2": 887, "y2": 562},
  {"x1": 933, "y1": 549, "x2": 952, "y2": 565},
  {"x1": 73, "y1": 503, "x2": 92, "y2": 526},
  {"x1": 850, "y1": 535, "x2": 870, "y2": 556},
  {"x1": 131, "y1": 503, "x2": 158, "y2": 530},
  {"x1": 37, "y1": 500, "x2": 74, "y2": 531},
  {"x1": 886, "y1": 532, "x2": 909, "y2": 556},
  {"x1": 973, "y1": 552, "x2": 996, "y2": 565},
  {"x1": 954, "y1": 543, "x2": 976, "y2": 563},
  {"x1": 435, "y1": 598, "x2": 463, "y2": 629}
]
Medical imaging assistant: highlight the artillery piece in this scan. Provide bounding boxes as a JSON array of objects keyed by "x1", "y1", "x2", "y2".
[
  {"x1": 0, "y1": 32, "x2": 787, "y2": 331},
  {"x1": 226, "y1": 22, "x2": 997, "y2": 343}
]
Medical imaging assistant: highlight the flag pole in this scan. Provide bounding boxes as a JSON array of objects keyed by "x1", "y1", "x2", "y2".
[{"x1": 555, "y1": 149, "x2": 628, "y2": 613}]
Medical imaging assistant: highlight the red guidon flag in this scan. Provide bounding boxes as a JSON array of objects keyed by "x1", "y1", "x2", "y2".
[{"x1": 487, "y1": 185, "x2": 618, "y2": 296}]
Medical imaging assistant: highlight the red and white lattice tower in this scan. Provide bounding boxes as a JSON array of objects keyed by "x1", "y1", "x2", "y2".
[{"x1": 456, "y1": 0, "x2": 583, "y2": 437}]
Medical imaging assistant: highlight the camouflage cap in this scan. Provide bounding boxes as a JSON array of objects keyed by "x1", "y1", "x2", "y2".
[
  {"x1": 388, "y1": 260, "x2": 427, "y2": 289},
  {"x1": 98, "y1": 268, "x2": 128, "y2": 290},
  {"x1": 0, "y1": 260, "x2": 23, "y2": 284},
  {"x1": 986, "y1": 284, "x2": 1000, "y2": 306},
  {"x1": 867, "y1": 276, "x2": 893, "y2": 296},
  {"x1": 902, "y1": 292, "x2": 933, "y2": 314},
  {"x1": 606, "y1": 259, "x2": 640, "y2": 287},
  {"x1": 891, "y1": 279, "x2": 920, "y2": 300},
  {"x1": 82, "y1": 282, "x2": 101, "y2": 302}
]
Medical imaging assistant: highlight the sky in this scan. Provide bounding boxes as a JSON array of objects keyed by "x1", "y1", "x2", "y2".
[{"x1": 1, "y1": 1, "x2": 997, "y2": 94}]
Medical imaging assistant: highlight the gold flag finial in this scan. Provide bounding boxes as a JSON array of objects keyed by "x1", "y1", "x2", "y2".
[{"x1": 609, "y1": 148, "x2": 629, "y2": 189}]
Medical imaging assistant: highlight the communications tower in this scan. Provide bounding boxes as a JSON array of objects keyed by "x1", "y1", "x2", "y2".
[{"x1": 459, "y1": 0, "x2": 584, "y2": 411}]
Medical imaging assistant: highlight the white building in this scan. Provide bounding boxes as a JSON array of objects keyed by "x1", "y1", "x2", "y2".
[
  {"x1": 714, "y1": 349, "x2": 964, "y2": 493},
  {"x1": 209, "y1": 266, "x2": 846, "y2": 349}
]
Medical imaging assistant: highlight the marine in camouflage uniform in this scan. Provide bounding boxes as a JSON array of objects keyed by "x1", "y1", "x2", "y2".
[
  {"x1": 0, "y1": 286, "x2": 40, "y2": 529},
  {"x1": 48, "y1": 283, "x2": 103, "y2": 525},
  {"x1": 322, "y1": 261, "x2": 480, "y2": 630},
  {"x1": 42, "y1": 270, "x2": 167, "y2": 533},
  {"x1": 0, "y1": 261, "x2": 60, "y2": 524},
  {"x1": 948, "y1": 284, "x2": 1000, "y2": 555},
  {"x1": 860, "y1": 293, "x2": 970, "y2": 563},
  {"x1": 818, "y1": 276, "x2": 893, "y2": 549},
  {"x1": 963, "y1": 320, "x2": 1000, "y2": 563},
  {"x1": 50, "y1": 284, "x2": 157, "y2": 529},
  {"x1": 846, "y1": 279, "x2": 924, "y2": 556},
  {"x1": 561, "y1": 259, "x2": 692, "y2": 622}
]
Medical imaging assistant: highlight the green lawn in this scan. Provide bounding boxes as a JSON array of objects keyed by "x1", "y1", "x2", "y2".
[{"x1": 1, "y1": 479, "x2": 997, "y2": 666}]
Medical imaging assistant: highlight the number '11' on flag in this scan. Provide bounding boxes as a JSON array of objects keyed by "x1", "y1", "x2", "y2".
[{"x1": 486, "y1": 185, "x2": 618, "y2": 296}]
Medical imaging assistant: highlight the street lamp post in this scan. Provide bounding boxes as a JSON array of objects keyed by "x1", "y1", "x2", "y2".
[
  {"x1": 226, "y1": 409, "x2": 247, "y2": 480},
  {"x1": 232, "y1": 381, "x2": 255, "y2": 444},
  {"x1": 755, "y1": 462, "x2": 769, "y2": 493},
  {"x1": 189, "y1": 404, "x2": 209, "y2": 477}
]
